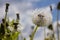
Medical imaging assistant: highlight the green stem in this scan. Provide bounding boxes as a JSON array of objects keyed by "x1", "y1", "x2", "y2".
[
  {"x1": 30, "y1": 25, "x2": 38, "y2": 40},
  {"x1": 4, "y1": 12, "x2": 7, "y2": 34}
]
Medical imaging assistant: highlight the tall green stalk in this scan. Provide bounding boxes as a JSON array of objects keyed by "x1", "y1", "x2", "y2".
[
  {"x1": 30, "y1": 25, "x2": 38, "y2": 40},
  {"x1": 4, "y1": 3, "x2": 9, "y2": 35},
  {"x1": 4, "y1": 11, "x2": 8, "y2": 34}
]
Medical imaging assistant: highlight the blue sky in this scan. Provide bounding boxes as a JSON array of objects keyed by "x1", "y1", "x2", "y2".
[{"x1": 0, "y1": 0, "x2": 60, "y2": 40}]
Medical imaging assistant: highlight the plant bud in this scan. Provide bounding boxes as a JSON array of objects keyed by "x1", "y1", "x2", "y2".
[
  {"x1": 13, "y1": 22, "x2": 18, "y2": 29},
  {"x1": 50, "y1": 5, "x2": 52, "y2": 11},
  {"x1": 5, "y1": 3, "x2": 9, "y2": 12},
  {"x1": 6, "y1": 22, "x2": 9, "y2": 27},
  {"x1": 48, "y1": 24, "x2": 53, "y2": 30},
  {"x1": 57, "y1": 2, "x2": 60, "y2": 10},
  {"x1": 16, "y1": 13, "x2": 20, "y2": 20},
  {"x1": 2, "y1": 19, "x2": 5, "y2": 23}
]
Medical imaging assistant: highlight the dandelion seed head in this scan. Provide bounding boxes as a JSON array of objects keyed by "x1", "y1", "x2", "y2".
[{"x1": 32, "y1": 6, "x2": 52, "y2": 26}]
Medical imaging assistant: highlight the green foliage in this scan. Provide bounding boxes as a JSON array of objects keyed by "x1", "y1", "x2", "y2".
[
  {"x1": 30, "y1": 25, "x2": 38, "y2": 40},
  {"x1": 0, "y1": 20, "x2": 20, "y2": 40},
  {"x1": 0, "y1": 3, "x2": 20, "y2": 40}
]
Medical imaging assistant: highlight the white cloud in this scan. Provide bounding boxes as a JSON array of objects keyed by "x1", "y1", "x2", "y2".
[
  {"x1": 11, "y1": 5, "x2": 20, "y2": 14},
  {"x1": 18, "y1": 2, "x2": 32, "y2": 8},
  {"x1": 0, "y1": 5, "x2": 5, "y2": 19}
]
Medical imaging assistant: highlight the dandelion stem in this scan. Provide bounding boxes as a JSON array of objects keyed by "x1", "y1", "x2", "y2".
[
  {"x1": 4, "y1": 3, "x2": 9, "y2": 34},
  {"x1": 4, "y1": 11, "x2": 8, "y2": 34},
  {"x1": 30, "y1": 25, "x2": 38, "y2": 40}
]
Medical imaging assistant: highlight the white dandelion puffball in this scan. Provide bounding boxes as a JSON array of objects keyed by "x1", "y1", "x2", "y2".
[{"x1": 32, "y1": 6, "x2": 52, "y2": 26}]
